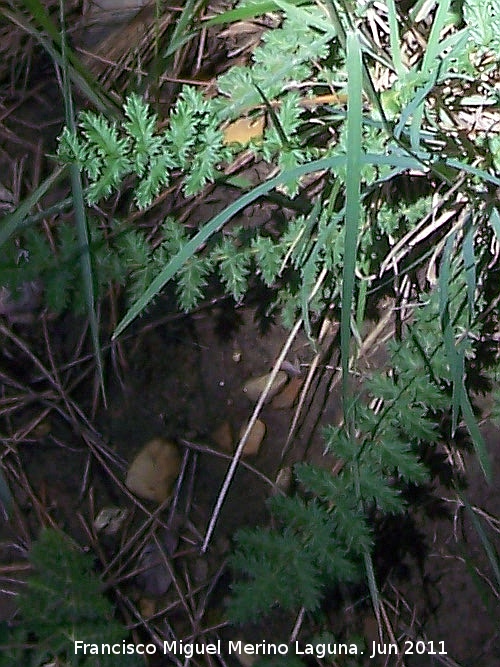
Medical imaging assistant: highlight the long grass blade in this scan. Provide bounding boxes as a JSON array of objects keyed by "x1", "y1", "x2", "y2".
[
  {"x1": 113, "y1": 155, "x2": 340, "y2": 339},
  {"x1": 341, "y1": 31, "x2": 363, "y2": 414},
  {"x1": 445, "y1": 159, "x2": 500, "y2": 188},
  {"x1": 439, "y1": 233, "x2": 463, "y2": 434},
  {"x1": 298, "y1": 200, "x2": 322, "y2": 341},
  {"x1": 394, "y1": 67, "x2": 439, "y2": 140},
  {"x1": 488, "y1": 207, "x2": 500, "y2": 240},
  {"x1": 273, "y1": 0, "x2": 337, "y2": 35},
  {"x1": 461, "y1": 391, "x2": 491, "y2": 481},
  {"x1": 59, "y1": 0, "x2": 106, "y2": 403},
  {"x1": 462, "y1": 218, "x2": 476, "y2": 321},
  {"x1": 343, "y1": 28, "x2": 384, "y2": 635},
  {"x1": 164, "y1": 0, "x2": 204, "y2": 58},
  {"x1": 460, "y1": 493, "x2": 500, "y2": 592},
  {"x1": 409, "y1": 0, "x2": 451, "y2": 149},
  {"x1": 385, "y1": 0, "x2": 404, "y2": 78},
  {"x1": 203, "y1": 0, "x2": 308, "y2": 27}
]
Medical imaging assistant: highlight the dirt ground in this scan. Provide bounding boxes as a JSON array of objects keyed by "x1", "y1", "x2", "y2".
[{"x1": 1, "y1": 304, "x2": 499, "y2": 666}]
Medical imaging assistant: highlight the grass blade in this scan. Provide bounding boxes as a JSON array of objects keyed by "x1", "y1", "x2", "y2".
[
  {"x1": 461, "y1": 391, "x2": 491, "y2": 482},
  {"x1": 409, "y1": 0, "x2": 451, "y2": 150},
  {"x1": 386, "y1": 0, "x2": 404, "y2": 78},
  {"x1": 488, "y1": 207, "x2": 500, "y2": 241},
  {"x1": 59, "y1": 0, "x2": 106, "y2": 403},
  {"x1": 439, "y1": 233, "x2": 463, "y2": 434},
  {"x1": 438, "y1": 232, "x2": 490, "y2": 479},
  {"x1": 203, "y1": 0, "x2": 308, "y2": 27},
  {"x1": 164, "y1": 0, "x2": 204, "y2": 58},
  {"x1": 272, "y1": 0, "x2": 337, "y2": 35},
  {"x1": 298, "y1": 200, "x2": 322, "y2": 341},
  {"x1": 460, "y1": 493, "x2": 500, "y2": 593},
  {"x1": 342, "y1": 28, "x2": 384, "y2": 637},
  {"x1": 113, "y1": 154, "x2": 341, "y2": 339},
  {"x1": 341, "y1": 31, "x2": 363, "y2": 413},
  {"x1": 462, "y1": 218, "x2": 476, "y2": 321},
  {"x1": 445, "y1": 159, "x2": 500, "y2": 188},
  {"x1": 394, "y1": 67, "x2": 439, "y2": 140}
]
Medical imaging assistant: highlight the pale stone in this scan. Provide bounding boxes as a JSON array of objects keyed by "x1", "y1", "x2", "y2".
[
  {"x1": 126, "y1": 438, "x2": 181, "y2": 503},
  {"x1": 274, "y1": 467, "x2": 293, "y2": 494},
  {"x1": 94, "y1": 507, "x2": 128, "y2": 535},
  {"x1": 242, "y1": 370, "x2": 287, "y2": 402},
  {"x1": 91, "y1": 0, "x2": 150, "y2": 14},
  {"x1": 212, "y1": 420, "x2": 233, "y2": 453},
  {"x1": 271, "y1": 376, "x2": 304, "y2": 409},
  {"x1": 139, "y1": 597, "x2": 156, "y2": 618},
  {"x1": 238, "y1": 419, "x2": 266, "y2": 456}
]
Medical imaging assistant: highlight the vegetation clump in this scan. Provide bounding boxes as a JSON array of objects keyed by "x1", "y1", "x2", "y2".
[{"x1": 1, "y1": 529, "x2": 140, "y2": 667}]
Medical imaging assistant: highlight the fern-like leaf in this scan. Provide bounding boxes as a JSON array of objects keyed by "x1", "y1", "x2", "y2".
[
  {"x1": 229, "y1": 528, "x2": 323, "y2": 623},
  {"x1": 177, "y1": 255, "x2": 212, "y2": 311},
  {"x1": 123, "y1": 93, "x2": 163, "y2": 176},
  {"x1": 9, "y1": 529, "x2": 141, "y2": 667},
  {"x1": 214, "y1": 238, "x2": 251, "y2": 301},
  {"x1": 252, "y1": 235, "x2": 283, "y2": 287}
]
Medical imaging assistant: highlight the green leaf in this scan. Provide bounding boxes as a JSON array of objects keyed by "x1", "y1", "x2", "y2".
[
  {"x1": 252, "y1": 235, "x2": 283, "y2": 286},
  {"x1": 214, "y1": 238, "x2": 251, "y2": 301},
  {"x1": 177, "y1": 255, "x2": 211, "y2": 311},
  {"x1": 229, "y1": 529, "x2": 323, "y2": 622},
  {"x1": 341, "y1": 31, "x2": 363, "y2": 413}
]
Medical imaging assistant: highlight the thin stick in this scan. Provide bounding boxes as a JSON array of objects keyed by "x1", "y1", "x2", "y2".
[
  {"x1": 201, "y1": 317, "x2": 303, "y2": 553},
  {"x1": 201, "y1": 267, "x2": 328, "y2": 553}
]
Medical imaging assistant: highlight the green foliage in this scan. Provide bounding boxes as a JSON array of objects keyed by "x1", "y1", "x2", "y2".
[
  {"x1": 463, "y1": 0, "x2": 500, "y2": 50},
  {"x1": 214, "y1": 9, "x2": 334, "y2": 121},
  {"x1": 2, "y1": 529, "x2": 140, "y2": 667},
  {"x1": 58, "y1": 88, "x2": 234, "y2": 208},
  {"x1": 56, "y1": 8, "x2": 336, "y2": 211},
  {"x1": 2, "y1": 0, "x2": 496, "y2": 330},
  {"x1": 227, "y1": 295, "x2": 465, "y2": 623},
  {"x1": 0, "y1": 219, "x2": 125, "y2": 314},
  {"x1": 228, "y1": 527, "x2": 325, "y2": 622}
]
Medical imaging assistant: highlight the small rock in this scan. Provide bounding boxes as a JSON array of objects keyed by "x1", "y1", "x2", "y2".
[
  {"x1": 272, "y1": 376, "x2": 304, "y2": 409},
  {"x1": 138, "y1": 597, "x2": 156, "y2": 618},
  {"x1": 31, "y1": 419, "x2": 52, "y2": 439},
  {"x1": 238, "y1": 419, "x2": 266, "y2": 456},
  {"x1": 136, "y1": 528, "x2": 179, "y2": 596},
  {"x1": 242, "y1": 370, "x2": 287, "y2": 402},
  {"x1": 212, "y1": 421, "x2": 233, "y2": 453},
  {"x1": 274, "y1": 467, "x2": 293, "y2": 494},
  {"x1": 94, "y1": 507, "x2": 129, "y2": 535},
  {"x1": 126, "y1": 438, "x2": 181, "y2": 504}
]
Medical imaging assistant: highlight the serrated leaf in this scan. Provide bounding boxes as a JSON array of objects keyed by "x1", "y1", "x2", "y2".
[
  {"x1": 177, "y1": 255, "x2": 211, "y2": 310},
  {"x1": 252, "y1": 235, "x2": 283, "y2": 286},
  {"x1": 214, "y1": 238, "x2": 251, "y2": 301}
]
